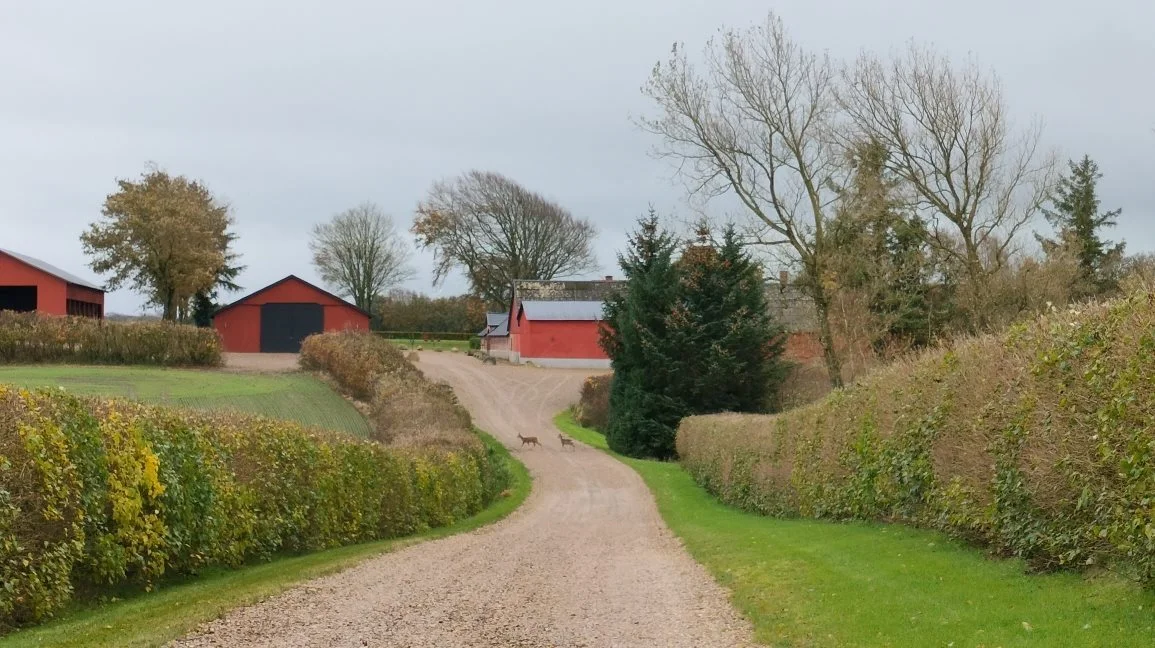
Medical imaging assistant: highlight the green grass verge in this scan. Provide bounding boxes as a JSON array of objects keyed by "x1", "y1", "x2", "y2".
[
  {"x1": 0, "y1": 365, "x2": 371, "y2": 437},
  {"x1": 385, "y1": 339, "x2": 471, "y2": 352},
  {"x1": 0, "y1": 430, "x2": 530, "y2": 648},
  {"x1": 554, "y1": 411, "x2": 1155, "y2": 647}
]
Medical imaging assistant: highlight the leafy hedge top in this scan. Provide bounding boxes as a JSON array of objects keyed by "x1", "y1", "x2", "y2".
[
  {"x1": 0, "y1": 311, "x2": 221, "y2": 367},
  {"x1": 679, "y1": 291, "x2": 1155, "y2": 583}
]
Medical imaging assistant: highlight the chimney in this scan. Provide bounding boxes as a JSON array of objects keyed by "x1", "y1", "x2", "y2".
[
  {"x1": 604, "y1": 275, "x2": 613, "y2": 281},
  {"x1": 779, "y1": 270, "x2": 788, "y2": 293}
]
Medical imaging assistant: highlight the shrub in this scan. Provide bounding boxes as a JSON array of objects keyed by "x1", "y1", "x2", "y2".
[
  {"x1": 0, "y1": 385, "x2": 495, "y2": 630},
  {"x1": 468, "y1": 336, "x2": 481, "y2": 350},
  {"x1": 0, "y1": 312, "x2": 221, "y2": 367},
  {"x1": 575, "y1": 374, "x2": 611, "y2": 430},
  {"x1": 678, "y1": 291, "x2": 1155, "y2": 584}
]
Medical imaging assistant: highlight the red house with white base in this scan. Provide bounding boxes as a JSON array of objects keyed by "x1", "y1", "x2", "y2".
[{"x1": 507, "y1": 278, "x2": 623, "y2": 369}]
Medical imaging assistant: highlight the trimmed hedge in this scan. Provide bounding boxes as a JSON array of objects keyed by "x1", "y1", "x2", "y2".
[
  {"x1": 679, "y1": 292, "x2": 1155, "y2": 584},
  {"x1": 0, "y1": 311, "x2": 221, "y2": 367},
  {"x1": 0, "y1": 386, "x2": 495, "y2": 629}
]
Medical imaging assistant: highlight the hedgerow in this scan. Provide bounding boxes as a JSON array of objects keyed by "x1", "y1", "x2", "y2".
[
  {"x1": 0, "y1": 312, "x2": 221, "y2": 367},
  {"x1": 574, "y1": 374, "x2": 611, "y2": 431},
  {"x1": 0, "y1": 386, "x2": 494, "y2": 630},
  {"x1": 678, "y1": 291, "x2": 1155, "y2": 584}
]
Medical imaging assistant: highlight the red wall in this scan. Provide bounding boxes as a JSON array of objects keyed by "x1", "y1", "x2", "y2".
[
  {"x1": 213, "y1": 277, "x2": 369, "y2": 353},
  {"x1": 0, "y1": 253, "x2": 67, "y2": 314},
  {"x1": 519, "y1": 319, "x2": 608, "y2": 360}
]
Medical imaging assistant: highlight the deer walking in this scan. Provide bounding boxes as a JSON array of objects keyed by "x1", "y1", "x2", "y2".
[
  {"x1": 558, "y1": 434, "x2": 576, "y2": 451},
  {"x1": 517, "y1": 432, "x2": 541, "y2": 448}
]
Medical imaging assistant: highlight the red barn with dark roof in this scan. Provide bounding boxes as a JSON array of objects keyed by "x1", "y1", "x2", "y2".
[
  {"x1": 0, "y1": 248, "x2": 105, "y2": 318},
  {"x1": 212, "y1": 275, "x2": 369, "y2": 353}
]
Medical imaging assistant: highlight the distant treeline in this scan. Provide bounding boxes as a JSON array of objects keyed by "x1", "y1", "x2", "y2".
[{"x1": 371, "y1": 290, "x2": 487, "y2": 335}]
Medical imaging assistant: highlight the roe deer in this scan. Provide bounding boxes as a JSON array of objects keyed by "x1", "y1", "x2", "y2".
[
  {"x1": 517, "y1": 433, "x2": 541, "y2": 448},
  {"x1": 558, "y1": 434, "x2": 576, "y2": 451}
]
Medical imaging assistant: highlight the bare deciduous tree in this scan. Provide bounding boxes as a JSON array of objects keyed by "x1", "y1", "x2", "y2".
[
  {"x1": 310, "y1": 202, "x2": 414, "y2": 311},
  {"x1": 841, "y1": 44, "x2": 1057, "y2": 328},
  {"x1": 412, "y1": 170, "x2": 598, "y2": 307},
  {"x1": 640, "y1": 13, "x2": 849, "y2": 387}
]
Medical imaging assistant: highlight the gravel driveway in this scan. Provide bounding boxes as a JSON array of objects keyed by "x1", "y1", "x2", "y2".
[{"x1": 171, "y1": 352, "x2": 753, "y2": 647}]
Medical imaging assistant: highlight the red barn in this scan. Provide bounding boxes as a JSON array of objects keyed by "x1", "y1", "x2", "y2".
[
  {"x1": 507, "y1": 278, "x2": 623, "y2": 369},
  {"x1": 0, "y1": 248, "x2": 105, "y2": 318},
  {"x1": 212, "y1": 275, "x2": 369, "y2": 353}
]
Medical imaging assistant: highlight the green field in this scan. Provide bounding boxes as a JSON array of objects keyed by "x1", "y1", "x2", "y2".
[
  {"x1": 385, "y1": 338, "x2": 471, "y2": 352},
  {"x1": 0, "y1": 431, "x2": 530, "y2": 648},
  {"x1": 555, "y1": 411, "x2": 1155, "y2": 647},
  {"x1": 0, "y1": 365, "x2": 371, "y2": 437}
]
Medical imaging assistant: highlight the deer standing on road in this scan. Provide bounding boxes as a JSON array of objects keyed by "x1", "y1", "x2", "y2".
[
  {"x1": 517, "y1": 433, "x2": 541, "y2": 448},
  {"x1": 558, "y1": 434, "x2": 576, "y2": 451}
]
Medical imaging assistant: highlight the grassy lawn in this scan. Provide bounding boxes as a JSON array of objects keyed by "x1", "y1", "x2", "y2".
[
  {"x1": 0, "y1": 431, "x2": 530, "y2": 648},
  {"x1": 555, "y1": 411, "x2": 1155, "y2": 647},
  {"x1": 383, "y1": 338, "x2": 471, "y2": 352},
  {"x1": 0, "y1": 365, "x2": 371, "y2": 437}
]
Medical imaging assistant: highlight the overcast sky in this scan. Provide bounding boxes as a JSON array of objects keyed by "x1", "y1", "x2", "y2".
[{"x1": 2, "y1": 0, "x2": 1152, "y2": 315}]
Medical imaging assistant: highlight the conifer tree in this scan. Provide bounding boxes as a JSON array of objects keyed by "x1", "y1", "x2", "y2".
[
  {"x1": 600, "y1": 210, "x2": 681, "y2": 458},
  {"x1": 1039, "y1": 155, "x2": 1125, "y2": 296}
]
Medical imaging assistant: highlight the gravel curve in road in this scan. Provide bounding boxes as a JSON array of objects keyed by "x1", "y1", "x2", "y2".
[{"x1": 170, "y1": 353, "x2": 753, "y2": 647}]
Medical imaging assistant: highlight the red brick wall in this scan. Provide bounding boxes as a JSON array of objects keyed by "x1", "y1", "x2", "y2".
[{"x1": 783, "y1": 331, "x2": 824, "y2": 363}]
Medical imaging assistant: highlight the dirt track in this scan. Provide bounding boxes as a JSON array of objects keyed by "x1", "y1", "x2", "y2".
[{"x1": 171, "y1": 353, "x2": 752, "y2": 647}]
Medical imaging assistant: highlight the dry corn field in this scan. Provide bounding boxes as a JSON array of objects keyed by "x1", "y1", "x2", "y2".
[{"x1": 170, "y1": 352, "x2": 752, "y2": 648}]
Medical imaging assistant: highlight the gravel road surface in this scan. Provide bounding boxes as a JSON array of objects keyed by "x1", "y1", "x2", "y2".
[{"x1": 171, "y1": 352, "x2": 752, "y2": 647}]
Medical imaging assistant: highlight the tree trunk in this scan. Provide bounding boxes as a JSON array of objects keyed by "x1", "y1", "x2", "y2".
[{"x1": 812, "y1": 288, "x2": 844, "y2": 389}]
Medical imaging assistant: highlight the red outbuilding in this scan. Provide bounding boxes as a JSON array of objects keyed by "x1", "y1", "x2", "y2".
[
  {"x1": 212, "y1": 275, "x2": 370, "y2": 353},
  {"x1": 507, "y1": 278, "x2": 623, "y2": 369},
  {"x1": 0, "y1": 248, "x2": 105, "y2": 318}
]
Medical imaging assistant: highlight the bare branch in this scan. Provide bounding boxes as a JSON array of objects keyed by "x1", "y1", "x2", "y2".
[{"x1": 310, "y1": 202, "x2": 414, "y2": 310}]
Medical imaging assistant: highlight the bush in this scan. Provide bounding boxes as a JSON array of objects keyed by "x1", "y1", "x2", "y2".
[
  {"x1": 0, "y1": 312, "x2": 221, "y2": 367},
  {"x1": 678, "y1": 291, "x2": 1155, "y2": 584},
  {"x1": 574, "y1": 374, "x2": 611, "y2": 430},
  {"x1": 299, "y1": 331, "x2": 474, "y2": 448},
  {"x1": 0, "y1": 385, "x2": 494, "y2": 630},
  {"x1": 468, "y1": 336, "x2": 481, "y2": 350}
]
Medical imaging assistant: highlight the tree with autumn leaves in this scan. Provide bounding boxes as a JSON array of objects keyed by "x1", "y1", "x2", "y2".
[
  {"x1": 601, "y1": 211, "x2": 786, "y2": 459},
  {"x1": 81, "y1": 167, "x2": 242, "y2": 321}
]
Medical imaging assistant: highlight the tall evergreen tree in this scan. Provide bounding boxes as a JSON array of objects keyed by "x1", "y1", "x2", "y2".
[
  {"x1": 1039, "y1": 155, "x2": 1125, "y2": 295},
  {"x1": 666, "y1": 224, "x2": 786, "y2": 414},
  {"x1": 600, "y1": 210, "x2": 681, "y2": 458}
]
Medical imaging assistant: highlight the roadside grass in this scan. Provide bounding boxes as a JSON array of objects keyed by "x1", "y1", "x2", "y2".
[
  {"x1": 0, "y1": 431, "x2": 530, "y2": 648},
  {"x1": 555, "y1": 411, "x2": 1155, "y2": 647},
  {"x1": 385, "y1": 338, "x2": 471, "y2": 352},
  {"x1": 0, "y1": 365, "x2": 371, "y2": 437}
]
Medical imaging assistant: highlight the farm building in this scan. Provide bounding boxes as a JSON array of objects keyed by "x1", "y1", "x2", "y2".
[
  {"x1": 508, "y1": 278, "x2": 623, "y2": 368},
  {"x1": 477, "y1": 312, "x2": 510, "y2": 359},
  {"x1": 213, "y1": 275, "x2": 369, "y2": 353},
  {"x1": 0, "y1": 248, "x2": 105, "y2": 318}
]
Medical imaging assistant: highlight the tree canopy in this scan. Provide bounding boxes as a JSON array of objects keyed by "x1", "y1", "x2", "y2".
[
  {"x1": 310, "y1": 202, "x2": 414, "y2": 311},
  {"x1": 81, "y1": 167, "x2": 239, "y2": 321},
  {"x1": 413, "y1": 170, "x2": 599, "y2": 307}
]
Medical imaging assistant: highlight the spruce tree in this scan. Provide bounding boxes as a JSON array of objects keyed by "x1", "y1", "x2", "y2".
[
  {"x1": 1040, "y1": 155, "x2": 1125, "y2": 295},
  {"x1": 600, "y1": 210, "x2": 681, "y2": 458}
]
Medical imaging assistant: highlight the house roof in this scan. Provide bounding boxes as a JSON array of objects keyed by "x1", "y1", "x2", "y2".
[
  {"x1": 478, "y1": 312, "x2": 510, "y2": 337},
  {"x1": 212, "y1": 274, "x2": 370, "y2": 318},
  {"x1": 0, "y1": 248, "x2": 104, "y2": 291},
  {"x1": 512, "y1": 279, "x2": 624, "y2": 303},
  {"x1": 520, "y1": 300, "x2": 606, "y2": 321}
]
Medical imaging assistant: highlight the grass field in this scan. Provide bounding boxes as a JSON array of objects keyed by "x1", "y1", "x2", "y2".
[
  {"x1": 555, "y1": 411, "x2": 1155, "y2": 647},
  {"x1": 384, "y1": 338, "x2": 471, "y2": 352},
  {"x1": 0, "y1": 431, "x2": 530, "y2": 648},
  {"x1": 0, "y1": 365, "x2": 371, "y2": 437}
]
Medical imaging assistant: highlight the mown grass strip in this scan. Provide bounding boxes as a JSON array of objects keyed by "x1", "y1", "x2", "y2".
[
  {"x1": 554, "y1": 411, "x2": 1155, "y2": 647},
  {"x1": 0, "y1": 431, "x2": 530, "y2": 648},
  {"x1": 0, "y1": 365, "x2": 371, "y2": 437}
]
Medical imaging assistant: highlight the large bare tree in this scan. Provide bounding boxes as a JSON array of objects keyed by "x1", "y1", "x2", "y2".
[
  {"x1": 841, "y1": 44, "x2": 1056, "y2": 328},
  {"x1": 640, "y1": 14, "x2": 849, "y2": 387},
  {"x1": 412, "y1": 170, "x2": 598, "y2": 307},
  {"x1": 310, "y1": 202, "x2": 414, "y2": 310}
]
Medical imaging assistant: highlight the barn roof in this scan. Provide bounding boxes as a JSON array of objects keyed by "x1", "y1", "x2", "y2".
[
  {"x1": 520, "y1": 300, "x2": 606, "y2": 321},
  {"x1": 478, "y1": 312, "x2": 510, "y2": 337},
  {"x1": 212, "y1": 274, "x2": 370, "y2": 318},
  {"x1": 0, "y1": 248, "x2": 104, "y2": 291}
]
